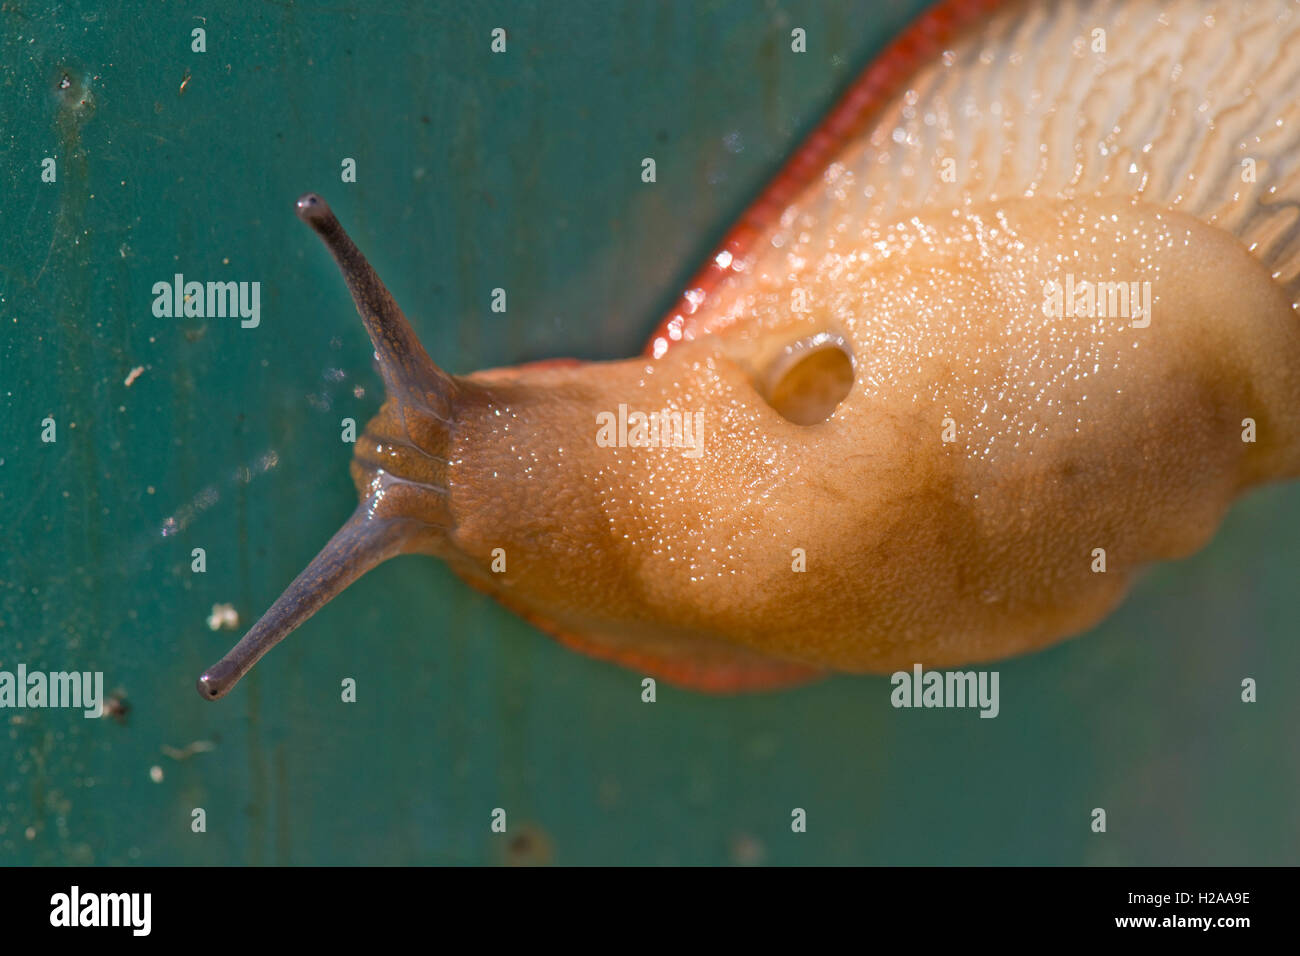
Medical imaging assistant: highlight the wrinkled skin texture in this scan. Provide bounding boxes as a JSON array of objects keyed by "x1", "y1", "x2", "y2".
[
  {"x1": 445, "y1": 197, "x2": 1300, "y2": 674},
  {"x1": 201, "y1": 0, "x2": 1300, "y2": 699}
]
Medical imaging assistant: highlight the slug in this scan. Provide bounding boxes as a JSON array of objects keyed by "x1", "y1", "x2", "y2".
[{"x1": 198, "y1": 0, "x2": 1300, "y2": 700}]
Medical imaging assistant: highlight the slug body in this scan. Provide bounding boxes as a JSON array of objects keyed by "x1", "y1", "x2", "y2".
[{"x1": 199, "y1": 0, "x2": 1300, "y2": 699}]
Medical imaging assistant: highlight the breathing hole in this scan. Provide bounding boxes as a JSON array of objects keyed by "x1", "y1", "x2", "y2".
[{"x1": 760, "y1": 333, "x2": 855, "y2": 425}]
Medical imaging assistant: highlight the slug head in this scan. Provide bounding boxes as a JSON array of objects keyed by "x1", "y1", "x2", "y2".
[{"x1": 196, "y1": 195, "x2": 458, "y2": 700}]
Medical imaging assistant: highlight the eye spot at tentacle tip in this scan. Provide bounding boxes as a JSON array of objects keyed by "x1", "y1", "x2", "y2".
[
  {"x1": 758, "y1": 332, "x2": 855, "y2": 425},
  {"x1": 295, "y1": 192, "x2": 333, "y2": 226}
]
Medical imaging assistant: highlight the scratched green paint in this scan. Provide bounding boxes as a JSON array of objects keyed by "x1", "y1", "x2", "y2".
[{"x1": 2, "y1": 1, "x2": 1296, "y2": 866}]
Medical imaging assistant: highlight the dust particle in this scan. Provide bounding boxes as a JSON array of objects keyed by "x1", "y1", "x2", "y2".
[{"x1": 206, "y1": 603, "x2": 239, "y2": 631}]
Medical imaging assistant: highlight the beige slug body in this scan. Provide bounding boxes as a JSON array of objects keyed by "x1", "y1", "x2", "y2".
[{"x1": 200, "y1": 0, "x2": 1300, "y2": 698}]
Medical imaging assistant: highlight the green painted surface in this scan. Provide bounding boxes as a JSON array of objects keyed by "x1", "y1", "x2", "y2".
[{"x1": 2, "y1": 1, "x2": 1296, "y2": 866}]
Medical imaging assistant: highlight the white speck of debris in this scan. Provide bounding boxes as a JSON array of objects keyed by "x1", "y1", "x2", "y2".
[
  {"x1": 206, "y1": 603, "x2": 239, "y2": 631},
  {"x1": 124, "y1": 366, "x2": 145, "y2": 387},
  {"x1": 149, "y1": 765, "x2": 164, "y2": 783}
]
